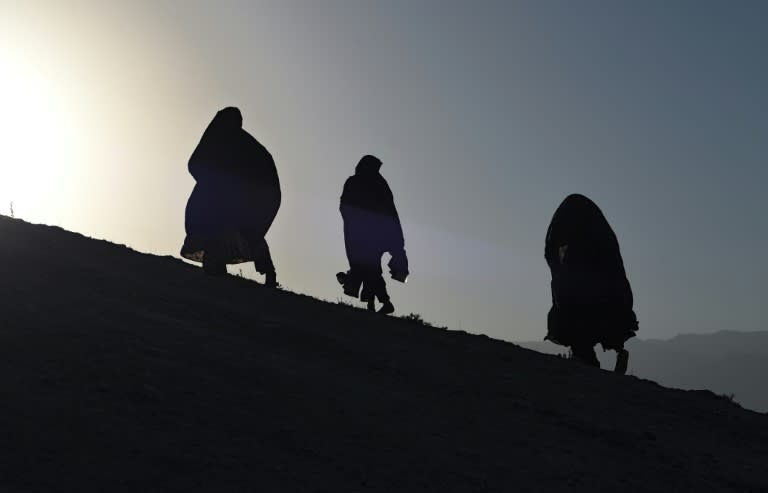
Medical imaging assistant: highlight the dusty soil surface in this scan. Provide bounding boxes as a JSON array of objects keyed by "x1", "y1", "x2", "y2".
[{"x1": 1, "y1": 216, "x2": 766, "y2": 492}]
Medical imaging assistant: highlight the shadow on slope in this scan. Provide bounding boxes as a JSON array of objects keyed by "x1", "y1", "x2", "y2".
[{"x1": 1, "y1": 216, "x2": 767, "y2": 492}]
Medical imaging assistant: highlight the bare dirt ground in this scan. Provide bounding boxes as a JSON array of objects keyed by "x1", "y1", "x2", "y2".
[{"x1": 1, "y1": 216, "x2": 766, "y2": 492}]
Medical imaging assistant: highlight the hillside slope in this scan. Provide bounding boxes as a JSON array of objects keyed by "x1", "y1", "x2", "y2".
[
  {"x1": 0, "y1": 216, "x2": 766, "y2": 492},
  {"x1": 519, "y1": 332, "x2": 768, "y2": 413}
]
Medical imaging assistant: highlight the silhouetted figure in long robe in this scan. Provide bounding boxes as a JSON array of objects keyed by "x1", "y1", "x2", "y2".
[
  {"x1": 181, "y1": 107, "x2": 281, "y2": 286},
  {"x1": 545, "y1": 194, "x2": 638, "y2": 373},
  {"x1": 337, "y1": 155, "x2": 408, "y2": 314}
]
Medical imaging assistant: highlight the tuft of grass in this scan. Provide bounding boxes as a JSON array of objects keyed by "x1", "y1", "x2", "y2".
[
  {"x1": 719, "y1": 392, "x2": 738, "y2": 404},
  {"x1": 330, "y1": 300, "x2": 445, "y2": 328},
  {"x1": 399, "y1": 313, "x2": 435, "y2": 327},
  {"x1": 335, "y1": 298, "x2": 355, "y2": 308}
]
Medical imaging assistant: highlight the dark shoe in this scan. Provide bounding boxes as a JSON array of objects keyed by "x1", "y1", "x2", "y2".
[
  {"x1": 264, "y1": 271, "x2": 278, "y2": 288},
  {"x1": 378, "y1": 301, "x2": 395, "y2": 315},
  {"x1": 614, "y1": 349, "x2": 629, "y2": 374},
  {"x1": 366, "y1": 300, "x2": 376, "y2": 311},
  {"x1": 336, "y1": 271, "x2": 347, "y2": 285}
]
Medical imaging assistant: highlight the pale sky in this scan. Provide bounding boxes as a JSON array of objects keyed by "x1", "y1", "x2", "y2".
[{"x1": 1, "y1": 1, "x2": 766, "y2": 341}]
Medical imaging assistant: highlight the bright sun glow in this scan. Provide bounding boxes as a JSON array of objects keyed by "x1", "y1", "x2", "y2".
[{"x1": 0, "y1": 49, "x2": 77, "y2": 222}]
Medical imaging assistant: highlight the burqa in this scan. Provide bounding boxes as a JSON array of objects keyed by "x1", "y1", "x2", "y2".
[
  {"x1": 181, "y1": 107, "x2": 281, "y2": 282},
  {"x1": 545, "y1": 194, "x2": 638, "y2": 371},
  {"x1": 338, "y1": 155, "x2": 408, "y2": 313}
]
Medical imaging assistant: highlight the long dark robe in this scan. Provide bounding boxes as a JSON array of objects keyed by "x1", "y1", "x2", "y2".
[
  {"x1": 545, "y1": 194, "x2": 638, "y2": 350},
  {"x1": 339, "y1": 156, "x2": 408, "y2": 301},
  {"x1": 181, "y1": 107, "x2": 281, "y2": 272}
]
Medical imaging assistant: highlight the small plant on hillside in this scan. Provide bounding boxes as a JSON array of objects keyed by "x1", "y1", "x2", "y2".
[
  {"x1": 400, "y1": 313, "x2": 434, "y2": 327},
  {"x1": 719, "y1": 392, "x2": 738, "y2": 405}
]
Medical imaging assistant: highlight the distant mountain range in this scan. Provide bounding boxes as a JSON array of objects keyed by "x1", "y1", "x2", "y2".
[{"x1": 517, "y1": 330, "x2": 768, "y2": 412}]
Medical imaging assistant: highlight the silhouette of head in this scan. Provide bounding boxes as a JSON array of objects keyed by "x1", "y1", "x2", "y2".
[
  {"x1": 355, "y1": 155, "x2": 382, "y2": 175},
  {"x1": 199, "y1": 107, "x2": 243, "y2": 147},
  {"x1": 212, "y1": 106, "x2": 243, "y2": 131},
  {"x1": 560, "y1": 194, "x2": 600, "y2": 216},
  {"x1": 557, "y1": 194, "x2": 605, "y2": 225},
  {"x1": 547, "y1": 193, "x2": 615, "y2": 250}
]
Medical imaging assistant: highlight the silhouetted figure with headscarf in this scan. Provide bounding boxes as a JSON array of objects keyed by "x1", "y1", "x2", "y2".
[
  {"x1": 545, "y1": 194, "x2": 638, "y2": 373},
  {"x1": 181, "y1": 107, "x2": 281, "y2": 286},
  {"x1": 337, "y1": 155, "x2": 409, "y2": 314}
]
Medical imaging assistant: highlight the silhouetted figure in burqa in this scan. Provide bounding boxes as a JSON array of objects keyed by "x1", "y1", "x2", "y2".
[
  {"x1": 337, "y1": 155, "x2": 409, "y2": 314},
  {"x1": 545, "y1": 194, "x2": 638, "y2": 373},
  {"x1": 181, "y1": 107, "x2": 281, "y2": 286}
]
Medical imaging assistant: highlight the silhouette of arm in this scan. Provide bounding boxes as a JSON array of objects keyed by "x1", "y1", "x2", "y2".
[{"x1": 381, "y1": 181, "x2": 405, "y2": 253}]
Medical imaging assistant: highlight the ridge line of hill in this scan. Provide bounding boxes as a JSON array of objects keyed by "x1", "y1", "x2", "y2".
[{"x1": 1, "y1": 215, "x2": 767, "y2": 492}]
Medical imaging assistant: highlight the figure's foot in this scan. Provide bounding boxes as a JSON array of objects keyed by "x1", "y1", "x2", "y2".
[
  {"x1": 378, "y1": 301, "x2": 395, "y2": 315},
  {"x1": 264, "y1": 271, "x2": 278, "y2": 288},
  {"x1": 614, "y1": 348, "x2": 629, "y2": 374},
  {"x1": 366, "y1": 300, "x2": 376, "y2": 311}
]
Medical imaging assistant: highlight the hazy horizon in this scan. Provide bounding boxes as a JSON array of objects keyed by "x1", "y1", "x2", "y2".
[{"x1": 2, "y1": 1, "x2": 766, "y2": 342}]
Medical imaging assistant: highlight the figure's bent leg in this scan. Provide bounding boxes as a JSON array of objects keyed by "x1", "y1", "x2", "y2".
[
  {"x1": 614, "y1": 348, "x2": 629, "y2": 374},
  {"x1": 571, "y1": 343, "x2": 600, "y2": 368},
  {"x1": 371, "y1": 276, "x2": 394, "y2": 315},
  {"x1": 202, "y1": 243, "x2": 227, "y2": 276},
  {"x1": 360, "y1": 278, "x2": 375, "y2": 307},
  {"x1": 251, "y1": 238, "x2": 277, "y2": 287},
  {"x1": 264, "y1": 271, "x2": 277, "y2": 288},
  {"x1": 356, "y1": 257, "x2": 394, "y2": 314},
  {"x1": 203, "y1": 258, "x2": 227, "y2": 275},
  {"x1": 372, "y1": 276, "x2": 389, "y2": 303}
]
